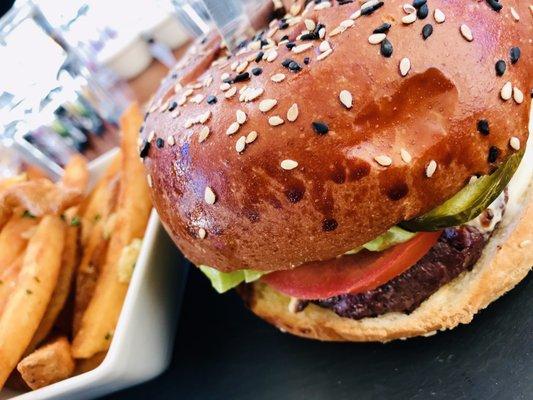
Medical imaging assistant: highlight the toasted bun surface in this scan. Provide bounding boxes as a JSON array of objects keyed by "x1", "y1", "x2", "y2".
[
  {"x1": 241, "y1": 196, "x2": 533, "y2": 342},
  {"x1": 143, "y1": 0, "x2": 532, "y2": 272}
]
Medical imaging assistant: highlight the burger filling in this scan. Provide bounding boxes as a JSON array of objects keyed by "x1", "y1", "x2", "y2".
[{"x1": 199, "y1": 140, "x2": 530, "y2": 320}]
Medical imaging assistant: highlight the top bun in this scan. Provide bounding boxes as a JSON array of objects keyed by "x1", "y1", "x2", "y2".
[{"x1": 142, "y1": 0, "x2": 531, "y2": 272}]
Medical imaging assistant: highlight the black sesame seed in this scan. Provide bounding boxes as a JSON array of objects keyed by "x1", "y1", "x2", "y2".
[
  {"x1": 139, "y1": 140, "x2": 150, "y2": 158},
  {"x1": 144, "y1": 112, "x2": 149, "y2": 121},
  {"x1": 380, "y1": 38, "x2": 393, "y2": 58},
  {"x1": 288, "y1": 61, "x2": 302, "y2": 72},
  {"x1": 417, "y1": 3, "x2": 429, "y2": 19},
  {"x1": 281, "y1": 58, "x2": 293, "y2": 68},
  {"x1": 286, "y1": 41, "x2": 296, "y2": 50},
  {"x1": 322, "y1": 218, "x2": 338, "y2": 232},
  {"x1": 373, "y1": 23, "x2": 391, "y2": 34},
  {"x1": 412, "y1": 0, "x2": 427, "y2": 8},
  {"x1": 167, "y1": 101, "x2": 177, "y2": 112},
  {"x1": 255, "y1": 51, "x2": 264, "y2": 63},
  {"x1": 422, "y1": 24, "x2": 433, "y2": 40},
  {"x1": 252, "y1": 67, "x2": 263, "y2": 76},
  {"x1": 361, "y1": 1, "x2": 384, "y2": 15},
  {"x1": 477, "y1": 119, "x2": 490, "y2": 136},
  {"x1": 338, "y1": 0, "x2": 354, "y2": 5},
  {"x1": 510, "y1": 47, "x2": 521, "y2": 64},
  {"x1": 223, "y1": 77, "x2": 233, "y2": 84},
  {"x1": 279, "y1": 21, "x2": 289, "y2": 30},
  {"x1": 156, "y1": 138, "x2": 164, "y2": 149},
  {"x1": 314, "y1": 23, "x2": 325, "y2": 35},
  {"x1": 312, "y1": 121, "x2": 329, "y2": 135},
  {"x1": 486, "y1": 0, "x2": 502, "y2": 12},
  {"x1": 260, "y1": 39, "x2": 269, "y2": 48},
  {"x1": 495, "y1": 60, "x2": 506, "y2": 76},
  {"x1": 280, "y1": 35, "x2": 289, "y2": 42},
  {"x1": 139, "y1": 124, "x2": 144, "y2": 133},
  {"x1": 234, "y1": 72, "x2": 250, "y2": 82},
  {"x1": 300, "y1": 32, "x2": 318, "y2": 41},
  {"x1": 206, "y1": 95, "x2": 217, "y2": 105},
  {"x1": 303, "y1": 57, "x2": 310, "y2": 65},
  {"x1": 488, "y1": 146, "x2": 500, "y2": 163}
]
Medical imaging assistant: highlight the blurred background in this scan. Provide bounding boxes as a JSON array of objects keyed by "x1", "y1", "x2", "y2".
[{"x1": 0, "y1": 0, "x2": 265, "y2": 179}]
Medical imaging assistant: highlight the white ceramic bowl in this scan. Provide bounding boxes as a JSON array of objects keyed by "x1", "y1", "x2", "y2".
[{"x1": 1, "y1": 150, "x2": 187, "y2": 400}]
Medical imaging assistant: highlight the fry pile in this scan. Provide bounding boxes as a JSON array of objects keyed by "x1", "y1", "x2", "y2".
[{"x1": 0, "y1": 104, "x2": 152, "y2": 392}]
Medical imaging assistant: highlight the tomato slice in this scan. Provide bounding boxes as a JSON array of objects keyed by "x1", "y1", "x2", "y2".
[{"x1": 261, "y1": 231, "x2": 441, "y2": 300}]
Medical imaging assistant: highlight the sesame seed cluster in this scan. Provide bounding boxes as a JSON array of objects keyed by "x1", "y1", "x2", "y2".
[{"x1": 139, "y1": 0, "x2": 531, "y2": 270}]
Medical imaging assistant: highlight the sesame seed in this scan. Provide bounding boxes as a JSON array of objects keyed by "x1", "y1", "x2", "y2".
[
  {"x1": 412, "y1": 0, "x2": 427, "y2": 8},
  {"x1": 246, "y1": 131, "x2": 258, "y2": 144},
  {"x1": 236, "y1": 110, "x2": 247, "y2": 124},
  {"x1": 167, "y1": 135, "x2": 175, "y2": 146},
  {"x1": 417, "y1": 3, "x2": 429, "y2": 19},
  {"x1": 509, "y1": 136, "x2": 521, "y2": 151},
  {"x1": 486, "y1": 0, "x2": 502, "y2": 12},
  {"x1": 167, "y1": 101, "x2": 178, "y2": 112},
  {"x1": 293, "y1": 43, "x2": 314, "y2": 54},
  {"x1": 373, "y1": 23, "x2": 391, "y2": 34},
  {"x1": 500, "y1": 81, "x2": 513, "y2": 101},
  {"x1": 198, "y1": 126, "x2": 210, "y2": 143},
  {"x1": 399, "y1": 57, "x2": 411, "y2": 77},
  {"x1": 380, "y1": 39, "x2": 393, "y2": 57},
  {"x1": 184, "y1": 88, "x2": 193, "y2": 97},
  {"x1": 204, "y1": 187, "x2": 216, "y2": 205},
  {"x1": 314, "y1": 1, "x2": 331, "y2": 11},
  {"x1": 235, "y1": 136, "x2": 246, "y2": 153},
  {"x1": 147, "y1": 174, "x2": 153, "y2": 188},
  {"x1": 513, "y1": 87, "x2": 524, "y2": 104},
  {"x1": 368, "y1": 33, "x2": 387, "y2": 44},
  {"x1": 287, "y1": 103, "x2": 299, "y2": 122},
  {"x1": 434, "y1": 8, "x2": 446, "y2": 23},
  {"x1": 271, "y1": 73, "x2": 286, "y2": 83},
  {"x1": 156, "y1": 137, "x2": 164, "y2": 148},
  {"x1": 191, "y1": 94, "x2": 205, "y2": 104},
  {"x1": 402, "y1": 12, "x2": 417, "y2": 24},
  {"x1": 317, "y1": 49, "x2": 333, "y2": 60},
  {"x1": 207, "y1": 95, "x2": 217, "y2": 104},
  {"x1": 220, "y1": 82, "x2": 231, "y2": 91},
  {"x1": 339, "y1": 90, "x2": 353, "y2": 109},
  {"x1": 495, "y1": 60, "x2": 506, "y2": 76},
  {"x1": 288, "y1": 61, "x2": 302, "y2": 72},
  {"x1": 318, "y1": 27, "x2": 326, "y2": 39},
  {"x1": 350, "y1": 10, "x2": 361, "y2": 20},
  {"x1": 510, "y1": 7, "x2": 520, "y2": 21},
  {"x1": 488, "y1": 146, "x2": 500, "y2": 163},
  {"x1": 460, "y1": 24, "x2": 473, "y2": 42},
  {"x1": 312, "y1": 121, "x2": 329, "y2": 135},
  {"x1": 139, "y1": 140, "x2": 150, "y2": 158},
  {"x1": 519, "y1": 240, "x2": 531, "y2": 248},
  {"x1": 403, "y1": 4, "x2": 416, "y2": 14},
  {"x1": 252, "y1": 67, "x2": 262, "y2": 76},
  {"x1": 329, "y1": 25, "x2": 344, "y2": 37},
  {"x1": 340, "y1": 19, "x2": 355, "y2": 29},
  {"x1": 224, "y1": 86, "x2": 237, "y2": 99},
  {"x1": 510, "y1": 47, "x2": 521, "y2": 64},
  {"x1": 147, "y1": 130, "x2": 155, "y2": 142},
  {"x1": 304, "y1": 19, "x2": 316, "y2": 31},
  {"x1": 234, "y1": 72, "x2": 250, "y2": 83},
  {"x1": 400, "y1": 148, "x2": 412, "y2": 163},
  {"x1": 425, "y1": 160, "x2": 437, "y2": 177},
  {"x1": 230, "y1": 61, "x2": 239, "y2": 71},
  {"x1": 477, "y1": 119, "x2": 490, "y2": 136},
  {"x1": 236, "y1": 61, "x2": 248, "y2": 73},
  {"x1": 319, "y1": 41, "x2": 331, "y2": 52},
  {"x1": 281, "y1": 159, "x2": 298, "y2": 170},
  {"x1": 374, "y1": 155, "x2": 392, "y2": 167},
  {"x1": 221, "y1": 72, "x2": 230, "y2": 81},
  {"x1": 227, "y1": 122, "x2": 240, "y2": 135},
  {"x1": 422, "y1": 24, "x2": 433, "y2": 40},
  {"x1": 266, "y1": 49, "x2": 278, "y2": 62},
  {"x1": 178, "y1": 96, "x2": 187, "y2": 106},
  {"x1": 269, "y1": 115, "x2": 284, "y2": 126},
  {"x1": 198, "y1": 228, "x2": 206, "y2": 239},
  {"x1": 259, "y1": 99, "x2": 278, "y2": 112}
]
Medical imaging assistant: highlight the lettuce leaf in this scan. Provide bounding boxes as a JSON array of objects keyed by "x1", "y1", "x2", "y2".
[{"x1": 199, "y1": 226, "x2": 417, "y2": 293}]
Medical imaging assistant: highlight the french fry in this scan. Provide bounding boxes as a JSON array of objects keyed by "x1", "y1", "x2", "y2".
[
  {"x1": 80, "y1": 155, "x2": 121, "y2": 246},
  {"x1": 0, "y1": 213, "x2": 37, "y2": 269},
  {"x1": 0, "y1": 174, "x2": 27, "y2": 194},
  {"x1": 28, "y1": 209, "x2": 80, "y2": 350},
  {"x1": 74, "y1": 351, "x2": 107, "y2": 375},
  {"x1": 0, "y1": 257, "x2": 22, "y2": 314},
  {"x1": 72, "y1": 104, "x2": 151, "y2": 358},
  {"x1": 17, "y1": 337, "x2": 75, "y2": 390},
  {"x1": 61, "y1": 155, "x2": 89, "y2": 194},
  {"x1": 0, "y1": 215, "x2": 65, "y2": 388}
]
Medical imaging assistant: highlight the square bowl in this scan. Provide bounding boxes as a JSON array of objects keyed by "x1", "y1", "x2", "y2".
[{"x1": 1, "y1": 150, "x2": 188, "y2": 400}]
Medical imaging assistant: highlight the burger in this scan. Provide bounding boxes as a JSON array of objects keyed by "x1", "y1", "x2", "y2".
[{"x1": 140, "y1": 0, "x2": 532, "y2": 341}]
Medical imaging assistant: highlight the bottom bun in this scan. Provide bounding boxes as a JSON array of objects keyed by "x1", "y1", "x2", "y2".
[{"x1": 240, "y1": 198, "x2": 532, "y2": 343}]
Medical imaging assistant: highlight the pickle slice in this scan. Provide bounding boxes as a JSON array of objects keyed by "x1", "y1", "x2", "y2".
[{"x1": 401, "y1": 150, "x2": 524, "y2": 231}]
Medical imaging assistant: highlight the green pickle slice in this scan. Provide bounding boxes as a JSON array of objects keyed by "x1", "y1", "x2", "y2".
[{"x1": 401, "y1": 150, "x2": 524, "y2": 232}]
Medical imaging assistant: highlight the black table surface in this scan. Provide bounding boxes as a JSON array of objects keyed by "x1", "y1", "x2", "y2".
[{"x1": 108, "y1": 264, "x2": 531, "y2": 400}]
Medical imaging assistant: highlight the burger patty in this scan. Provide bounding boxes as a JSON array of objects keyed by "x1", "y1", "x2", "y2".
[{"x1": 305, "y1": 226, "x2": 486, "y2": 320}]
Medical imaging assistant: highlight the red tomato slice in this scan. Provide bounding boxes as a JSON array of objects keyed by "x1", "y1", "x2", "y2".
[{"x1": 262, "y1": 231, "x2": 441, "y2": 300}]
